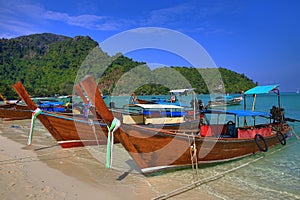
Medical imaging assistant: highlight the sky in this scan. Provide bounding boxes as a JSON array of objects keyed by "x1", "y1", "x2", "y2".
[{"x1": 1, "y1": 0, "x2": 299, "y2": 92}]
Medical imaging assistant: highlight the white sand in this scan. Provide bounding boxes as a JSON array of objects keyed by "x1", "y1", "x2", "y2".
[
  {"x1": 0, "y1": 135, "x2": 133, "y2": 199},
  {"x1": 0, "y1": 119, "x2": 217, "y2": 200}
]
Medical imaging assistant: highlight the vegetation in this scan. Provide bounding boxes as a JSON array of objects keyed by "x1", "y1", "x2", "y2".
[{"x1": 0, "y1": 33, "x2": 256, "y2": 99}]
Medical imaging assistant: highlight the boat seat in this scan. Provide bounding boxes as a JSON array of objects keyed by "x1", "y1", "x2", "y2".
[{"x1": 227, "y1": 122, "x2": 237, "y2": 138}]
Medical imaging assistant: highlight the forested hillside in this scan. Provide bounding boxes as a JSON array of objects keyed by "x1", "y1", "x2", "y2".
[
  {"x1": 0, "y1": 33, "x2": 256, "y2": 99},
  {"x1": 0, "y1": 33, "x2": 100, "y2": 98}
]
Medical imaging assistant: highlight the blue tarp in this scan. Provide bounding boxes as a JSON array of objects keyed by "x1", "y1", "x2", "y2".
[
  {"x1": 202, "y1": 109, "x2": 271, "y2": 117},
  {"x1": 38, "y1": 101, "x2": 65, "y2": 112},
  {"x1": 244, "y1": 84, "x2": 279, "y2": 95}
]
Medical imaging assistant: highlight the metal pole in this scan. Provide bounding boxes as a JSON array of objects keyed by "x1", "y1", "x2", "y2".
[
  {"x1": 243, "y1": 93, "x2": 247, "y2": 126},
  {"x1": 252, "y1": 94, "x2": 256, "y2": 111},
  {"x1": 193, "y1": 91, "x2": 196, "y2": 120}
]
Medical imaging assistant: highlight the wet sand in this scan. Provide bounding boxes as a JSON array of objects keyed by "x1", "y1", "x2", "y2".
[{"x1": 0, "y1": 119, "x2": 218, "y2": 200}]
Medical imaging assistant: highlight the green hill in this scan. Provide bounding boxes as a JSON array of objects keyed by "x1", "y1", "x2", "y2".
[{"x1": 0, "y1": 33, "x2": 256, "y2": 99}]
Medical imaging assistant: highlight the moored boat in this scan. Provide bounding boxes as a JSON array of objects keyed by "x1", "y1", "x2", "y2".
[
  {"x1": 121, "y1": 103, "x2": 201, "y2": 130},
  {"x1": 13, "y1": 81, "x2": 112, "y2": 148},
  {"x1": 206, "y1": 95, "x2": 243, "y2": 108},
  {"x1": 80, "y1": 76, "x2": 291, "y2": 173},
  {"x1": 0, "y1": 103, "x2": 32, "y2": 120},
  {"x1": 0, "y1": 93, "x2": 73, "y2": 120},
  {"x1": 135, "y1": 88, "x2": 196, "y2": 108}
]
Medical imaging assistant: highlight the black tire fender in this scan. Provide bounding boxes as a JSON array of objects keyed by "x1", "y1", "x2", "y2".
[
  {"x1": 255, "y1": 134, "x2": 268, "y2": 152},
  {"x1": 276, "y1": 131, "x2": 286, "y2": 145}
]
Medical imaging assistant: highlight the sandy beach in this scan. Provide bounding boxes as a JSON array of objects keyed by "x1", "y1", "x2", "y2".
[{"x1": 0, "y1": 119, "x2": 217, "y2": 200}]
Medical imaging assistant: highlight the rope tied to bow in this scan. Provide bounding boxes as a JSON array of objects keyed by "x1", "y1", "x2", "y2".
[
  {"x1": 106, "y1": 117, "x2": 121, "y2": 168},
  {"x1": 28, "y1": 108, "x2": 42, "y2": 145}
]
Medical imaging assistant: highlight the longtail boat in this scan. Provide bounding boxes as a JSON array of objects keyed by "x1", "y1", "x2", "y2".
[
  {"x1": 0, "y1": 92, "x2": 72, "y2": 120},
  {"x1": 0, "y1": 94, "x2": 32, "y2": 120},
  {"x1": 80, "y1": 75, "x2": 291, "y2": 173},
  {"x1": 13, "y1": 81, "x2": 111, "y2": 148},
  {"x1": 206, "y1": 95, "x2": 243, "y2": 108},
  {"x1": 0, "y1": 103, "x2": 32, "y2": 120}
]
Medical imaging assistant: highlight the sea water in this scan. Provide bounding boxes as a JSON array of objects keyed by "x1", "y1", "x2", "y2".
[{"x1": 105, "y1": 93, "x2": 300, "y2": 199}]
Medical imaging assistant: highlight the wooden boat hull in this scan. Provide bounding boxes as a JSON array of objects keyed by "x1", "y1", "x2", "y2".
[
  {"x1": 79, "y1": 75, "x2": 291, "y2": 173},
  {"x1": 0, "y1": 103, "x2": 73, "y2": 121},
  {"x1": 0, "y1": 104, "x2": 32, "y2": 120},
  {"x1": 12, "y1": 81, "x2": 118, "y2": 148},
  {"x1": 41, "y1": 112, "x2": 110, "y2": 148},
  {"x1": 118, "y1": 123, "x2": 290, "y2": 173},
  {"x1": 209, "y1": 101, "x2": 241, "y2": 108},
  {"x1": 136, "y1": 98, "x2": 155, "y2": 104}
]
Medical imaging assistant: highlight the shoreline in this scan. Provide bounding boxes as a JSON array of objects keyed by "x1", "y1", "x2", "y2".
[
  {"x1": 0, "y1": 119, "x2": 217, "y2": 200},
  {"x1": 0, "y1": 133, "x2": 132, "y2": 200}
]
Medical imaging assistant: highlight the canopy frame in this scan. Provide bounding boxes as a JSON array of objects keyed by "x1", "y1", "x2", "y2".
[{"x1": 243, "y1": 84, "x2": 281, "y2": 125}]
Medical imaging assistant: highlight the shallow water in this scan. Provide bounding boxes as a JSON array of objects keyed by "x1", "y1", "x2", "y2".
[
  {"x1": 105, "y1": 92, "x2": 300, "y2": 199},
  {"x1": 1, "y1": 92, "x2": 299, "y2": 199}
]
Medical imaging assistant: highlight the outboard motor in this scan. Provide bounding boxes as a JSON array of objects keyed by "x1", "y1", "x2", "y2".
[{"x1": 270, "y1": 106, "x2": 285, "y2": 123}]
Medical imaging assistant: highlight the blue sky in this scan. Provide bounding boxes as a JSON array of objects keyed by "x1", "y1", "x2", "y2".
[{"x1": 1, "y1": 0, "x2": 299, "y2": 92}]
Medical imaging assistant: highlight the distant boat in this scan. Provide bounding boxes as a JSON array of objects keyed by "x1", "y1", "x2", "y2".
[
  {"x1": 135, "y1": 88, "x2": 196, "y2": 107},
  {"x1": 297, "y1": 88, "x2": 299, "y2": 94},
  {"x1": 206, "y1": 95, "x2": 243, "y2": 108}
]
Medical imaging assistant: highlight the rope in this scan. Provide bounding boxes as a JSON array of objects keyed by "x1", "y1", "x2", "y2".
[
  {"x1": 26, "y1": 108, "x2": 107, "y2": 145},
  {"x1": 153, "y1": 156, "x2": 264, "y2": 200},
  {"x1": 105, "y1": 117, "x2": 121, "y2": 169},
  {"x1": 192, "y1": 134, "x2": 199, "y2": 179},
  {"x1": 188, "y1": 134, "x2": 199, "y2": 180},
  {"x1": 88, "y1": 119, "x2": 100, "y2": 146},
  {"x1": 153, "y1": 133, "x2": 298, "y2": 200},
  {"x1": 28, "y1": 108, "x2": 42, "y2": 145},
  {"x1": 187, "y1": 135, "x2": 194, "y2": 175},
  {"x1": 290, "y1": 124, "x2": 300, "y2": 140},
  {"x1": 41, "y1": 111, "x2": 106, "y2": 126}
]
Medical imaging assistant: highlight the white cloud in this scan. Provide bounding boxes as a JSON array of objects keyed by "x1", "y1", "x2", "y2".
[
  {"x1": 146, "y1": 4, "x2": 192, "y2": 25},
  {"x1": 42, "y1": 11, "x2": 115, "y2": 30},
  {"x1": 0, "y1": 0, "x2": 125, "y2": 36},
  {"x1": 0, "y1": 32, "x2": 19, "y2": 39}
]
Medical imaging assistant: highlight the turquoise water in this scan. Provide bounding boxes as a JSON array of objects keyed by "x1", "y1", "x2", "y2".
[{"x1": 105, "y1": 93, "x2": 300, "y2": 199}]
